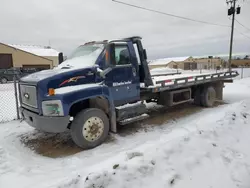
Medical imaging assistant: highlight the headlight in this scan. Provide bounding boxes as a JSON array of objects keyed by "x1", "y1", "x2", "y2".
[{"x1": 42, "y1": 100, "x2": 64, "y2": 116}]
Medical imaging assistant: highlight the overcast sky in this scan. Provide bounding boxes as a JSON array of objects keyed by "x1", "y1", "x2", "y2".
[{"x1": 1, "y1": 0, "x2": 250, "y2": 59}]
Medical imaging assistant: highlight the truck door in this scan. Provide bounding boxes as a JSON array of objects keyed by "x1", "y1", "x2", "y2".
[{"x1": 105, "y1": 43, "x2": 140, "y2": 106}]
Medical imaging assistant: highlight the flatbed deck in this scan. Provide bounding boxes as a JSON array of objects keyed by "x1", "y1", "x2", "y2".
[{"x1": 141, "y1": 71, "x2": 239, "y2": 92}]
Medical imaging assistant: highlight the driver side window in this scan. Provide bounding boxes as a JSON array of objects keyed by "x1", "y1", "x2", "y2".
[{"x1": 114, "y1": 45, "x2": 131, "y2": 65}]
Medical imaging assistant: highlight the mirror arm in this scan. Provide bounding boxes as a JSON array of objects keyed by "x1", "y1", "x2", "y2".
[{"x1": 97, "y1": 67, "x2": 112, "y2": 78}]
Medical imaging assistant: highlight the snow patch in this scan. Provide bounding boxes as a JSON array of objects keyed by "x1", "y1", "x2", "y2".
[{"x1": 83, "y1": 101, "x2": 250, "y2": 188}]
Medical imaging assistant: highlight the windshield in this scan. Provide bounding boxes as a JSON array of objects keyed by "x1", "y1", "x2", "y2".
[{"x1": 58, "y1": 44, "x2": 104, "y2": 69}]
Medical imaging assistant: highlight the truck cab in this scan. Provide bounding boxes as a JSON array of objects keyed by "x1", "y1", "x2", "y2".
[{"x1": 19, "y1": 37, "x2": 152, "y2": 149}]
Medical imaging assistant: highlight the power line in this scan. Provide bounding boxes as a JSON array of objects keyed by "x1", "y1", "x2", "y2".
[
  {"x1": 227, "y1": 17, "x2": 250, "y2": 40},
  {"x1": 112, "y1": 0, "x2": 230, "y2": 28},
  {"x1": 235, "y1": 19, "x2": 250, "y2": 31},
  {"x1": 235, "y1": 28, "x2": 250, "y2": 40},
  {"x1": 111, "y1": 1, "x2": 250, "y2": 43}
]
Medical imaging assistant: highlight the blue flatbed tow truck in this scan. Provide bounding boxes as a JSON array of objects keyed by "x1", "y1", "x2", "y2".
[{"x1": 19, "y1": 37, "x2": 238, "y2": 149}]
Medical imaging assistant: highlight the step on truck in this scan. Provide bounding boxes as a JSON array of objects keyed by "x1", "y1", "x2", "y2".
[{"x1": 19, "y1": 37, "x2": 239, "y2": 149}]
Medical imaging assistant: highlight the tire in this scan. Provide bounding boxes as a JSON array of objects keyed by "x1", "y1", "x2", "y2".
[
  {"x1": 70, "y1": 108, "x2": 109, "y2": 149},
  {"x1": 201, "y1": 86, "x2": 216, "y2": 107},
  {"x1": 0, "y1": 77, "x2": 8, "y2": 84}
]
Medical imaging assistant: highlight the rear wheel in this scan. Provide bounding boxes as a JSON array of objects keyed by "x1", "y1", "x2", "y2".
[
  {"x1": 70, "y1": 108, "x2": 109, "y2": 149},
  {"x1": 201, "y1": 86, "x2": 216, "y2": 107},
  {"x1": 0, "y1": 77, "x2": 8, "y2": 84}
]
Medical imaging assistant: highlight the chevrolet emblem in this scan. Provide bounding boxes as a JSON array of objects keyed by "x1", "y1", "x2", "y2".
[{"x1": 24, "y1": 93, "x2": 29, "y2": 99}]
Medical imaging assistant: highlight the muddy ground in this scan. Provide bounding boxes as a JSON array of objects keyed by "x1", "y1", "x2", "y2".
[{"x1": 19, "y1": 102, "x2": 224, "y2": 158}]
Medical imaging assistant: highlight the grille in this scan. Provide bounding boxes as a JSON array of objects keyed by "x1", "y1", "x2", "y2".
[{"x1": 20, "y1": 85, "x2": 38, "y2": 108}]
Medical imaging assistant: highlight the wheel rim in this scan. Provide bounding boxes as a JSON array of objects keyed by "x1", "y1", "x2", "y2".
[
  {"x1": 82, "y1": 117, "x2": 104, "y2": 142},
  {"x1": 1, "y1": 78, "x2": 7, "y2": 83}
]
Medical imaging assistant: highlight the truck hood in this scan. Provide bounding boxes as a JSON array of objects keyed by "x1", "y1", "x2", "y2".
[
  {"x1": 20, "y1": 53, "x2": 100, "y2": 83},
  {"x1": 20, "y1": 68, "x2": 70, "y2": 83},
  {"x1": 20, "y1": 65, "x2": 97, "y2": 84}
]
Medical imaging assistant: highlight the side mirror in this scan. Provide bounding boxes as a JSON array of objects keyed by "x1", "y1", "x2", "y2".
[
  {"x1": 58, "y1": 52, "x2": 64, "y2": 65},
  {"x1": 143, "y1": 49, "x2": 147, "y2": 60}
]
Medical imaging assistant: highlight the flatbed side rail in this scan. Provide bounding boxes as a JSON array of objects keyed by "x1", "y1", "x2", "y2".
[
  {"x1": 151, "y1": 71, "x2": 239, "y2": 92},
  {"x1": 151, "y1": 72, "x2": 181, "y2": 77}
]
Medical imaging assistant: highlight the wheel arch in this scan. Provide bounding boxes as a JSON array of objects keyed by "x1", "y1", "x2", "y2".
[
  {"x1": 68, "y1": 95, "x2": 112, "y2": 117},
  {"x1": 192, "y1": 81, "x2": 224, "y2": 106},
  {"x1": 68, "y1": 95, "x2": 117, "y2": 133},
  {"x1": 192, "y1": 81, "x2": 224, "y2": 96}
]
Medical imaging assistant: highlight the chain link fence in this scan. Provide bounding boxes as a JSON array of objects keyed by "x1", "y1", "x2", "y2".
[
  {"x1": 0, "y1": 68, "x2": 42, "y2": 123},
  {"x1": 0, "y1": 75, "x2": 20, "y2": 123}
]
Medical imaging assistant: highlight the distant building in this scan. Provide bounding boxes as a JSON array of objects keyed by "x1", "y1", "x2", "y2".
[
  {"x1": 149, "y1": 56, "x2": 225, "y2": 70},
  {"x1": 8, "y1": 44, "x2": 60, "y2": 67},
  {"x1": 0, "y1": 43, "x2": 60, "y2": 69},
  {"x1": 149, "y1": 56, "x2": 191, "y2": 69},
  {"x1": 231, "y1": 59, "x2": 250, "y2": 67},
  {"x1": 168, "y1": 57, "x2": 197, "y2": 70},
  {"x1": 193, "y1": 57, "x2": 225, "y2": 70}
]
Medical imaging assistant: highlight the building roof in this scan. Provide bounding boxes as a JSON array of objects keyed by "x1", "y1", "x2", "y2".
[
  {"x1": 149, "y1": 56, "x2": 190, "y2": 65},
  {"x1": 8, "y1": 44, "x2": 60, "y2": 57}
]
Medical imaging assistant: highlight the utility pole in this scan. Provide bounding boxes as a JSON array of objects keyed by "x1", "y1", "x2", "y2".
[{"x1": 227, "y1": 0, "x2": 241, "y2": 71}]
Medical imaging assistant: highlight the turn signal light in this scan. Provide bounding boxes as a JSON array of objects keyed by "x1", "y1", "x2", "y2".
[{"x1": 48, "y1": 88, "x2": 55, "y2": 96}]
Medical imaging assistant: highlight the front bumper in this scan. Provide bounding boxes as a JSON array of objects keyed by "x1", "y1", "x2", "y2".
[{"x1": 20, "y1": 107, "x2": 70, "y2": 133}]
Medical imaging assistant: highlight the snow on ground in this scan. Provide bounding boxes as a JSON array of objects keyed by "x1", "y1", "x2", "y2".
[
  {"x1": 233, "y1": 68, "x2": 250, "y2": 80},
  {"x1": 0, "y1": 77, "x2": 250, "y2": 187},
  {"x1": 84, "y1": 101, "x2": 250, "y2": 188}
]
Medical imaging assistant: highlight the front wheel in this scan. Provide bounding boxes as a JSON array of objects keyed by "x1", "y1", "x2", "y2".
[
  {"x1": 70, "y1": 108, "x2": 109, "y2": 149},
  {"x1": 1, "y1": 77, "x2": 8, "y2": 84}
]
